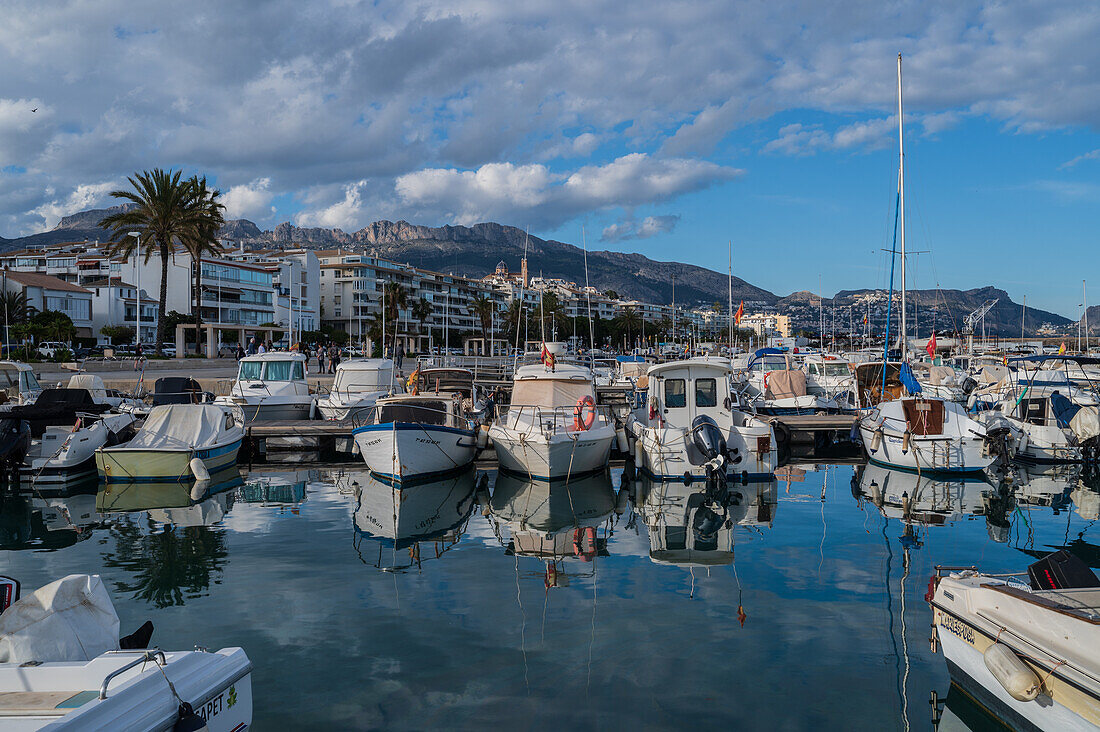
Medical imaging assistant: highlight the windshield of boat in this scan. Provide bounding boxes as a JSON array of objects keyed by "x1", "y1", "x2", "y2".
[
  {"x1": 378, "y1": 400, "x2": 448, "y2": 425},
  {"x1": 20, "y1": 371, "x2": 39, "y2": 392},
  {"x1": 822, "y1": 363, "x2": 851, "y2": 377},
  {"x1": 749, "y1": 357, "x2": 787, "y2": 372},
  {"x1": 511, "y1": 378, "x2": 593, "y2": 407},
  {"x1": 0, "y1": 367, "x2": 20, "y2": 390},
  {"x1": 239, "y1": 361, "x2": 263, "y2": 380},
  {"x1": 334, "y1": 368, "x2": 388, "y2": 392},
  {"x1": 263, "y1": 360, "x2": 304, "y2": 381}
]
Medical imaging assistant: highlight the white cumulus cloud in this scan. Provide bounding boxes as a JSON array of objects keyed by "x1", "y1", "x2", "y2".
[
  {"x1": 222, "y1": 177, "x2": 276, "y2": 221},
  {"x1": 601, "y1": 214, "x2": 680, "y2": 242}
]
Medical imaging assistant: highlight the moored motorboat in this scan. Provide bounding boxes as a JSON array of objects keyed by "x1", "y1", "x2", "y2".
[
  {"x1": 352, "y1": 393, "x2": 477, "y2": 482},
  {"x1": 214, "y1": 351, "x2": 313, "y2": 421},
  {"x1": 0, "y1": 361, "x2": 42, "y2": 407},
  {"x1": 0, "y1": 574, "x2": 252, "y2": 731},
  {"x1": 928, "y1": 552, "x2": 1100, "y2": 731},
  {"x1": 95, "y1": 404, "x2": 244, "y2": 483},
  {"x1": 628, "y1": 359, "x2": 778, "y2": 482},
  {"x1": 488, "y1": 361, "x2": 616, "y2": 481},
  {"x1": 23, "y1": 412, "x2": 136, "y2": 484}
]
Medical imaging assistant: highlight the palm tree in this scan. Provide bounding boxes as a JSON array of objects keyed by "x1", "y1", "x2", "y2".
[
  {"x1": 0, "y1": 290, "x2": 33, "y2": 326},
  {"x1": 615, "y1": 307, "x2": 643, "y2": 348},
  {"x1": 382, "y1": 281, "x2": 409, "y2": 341},
  {"x1": 470, "y1": 294, "x2": 493, "y2": 338},
  {"x1": 411, "y1": 298, "x2": 433, "y2": 346},
  {"x1": 180, "y1": 176, "x2": 225, "y2": 355},
  {"x1": 99, "y1": 169, "x2": 209, "y2": 355}
]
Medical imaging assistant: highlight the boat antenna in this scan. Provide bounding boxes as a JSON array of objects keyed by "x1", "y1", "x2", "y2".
[
  {"x1": 897, "y1": 52, "x2": 908, "y2": 362},
  {"x1": 582, "y1": 227, "x2": 594, "y2": 354},
  {"x1": 513, "y1": 226, "x2": 529, "y2": 373},
  {"x1": 728, "y1": 240, "x2": 733, "y2": 354}
]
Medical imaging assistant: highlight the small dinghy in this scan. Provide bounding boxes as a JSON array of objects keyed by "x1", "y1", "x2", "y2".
[
  {"x1": 8, "y1": 389, "x2": 109, "y2": 438},
  {"x1": 0, "y1": 573, "x2": 252, "y2": 731},
  {"x1": 96, "y1": 404, "x2": 244, "y2": 483},
  {"x1": 23, "y1": 413, "x2": 136, "y2": 484}
]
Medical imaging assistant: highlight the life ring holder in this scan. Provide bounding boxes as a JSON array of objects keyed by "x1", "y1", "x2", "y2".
[
  {"x1": 573, "y1": 395, "x2": 597, "y2": 431},
  {"x1": 763, "y1": 371, "x2": 772, "y2": 391}
]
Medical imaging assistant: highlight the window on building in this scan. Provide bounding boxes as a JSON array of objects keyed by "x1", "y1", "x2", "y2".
[{"x1": 664, "y1": 379, "x2": 686, "y2": 408}]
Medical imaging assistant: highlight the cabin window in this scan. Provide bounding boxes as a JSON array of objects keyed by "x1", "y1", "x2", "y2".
[
  {"x1": 264, "y1": 361, "x2": 295, "y2": 381},
  {"x1": 695, "y1": 379, "x2": 717, "y2": 408},
  {"x1": 239, "y1": 361, "x2": 263, "y2": 380},
  {"x1": 292, "y1": 361, "x2": 304, "y2": 380},
  {"x1": 807, "y1": 364, "x2": 818, "y2": 375},
  {"x1": 664, "y1": 526, "x2": 687, "y2": 550},
  {"x1": 21, "y1": 372, "x2": 39, "y2": 391},
  {"x1": 665, "y1": 379, "x2": 686, "y2": 408}
]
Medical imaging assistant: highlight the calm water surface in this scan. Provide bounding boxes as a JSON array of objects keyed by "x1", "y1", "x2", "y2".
[{"x1": 1, "y1": 462, "x2": 1096, "y2": 730}]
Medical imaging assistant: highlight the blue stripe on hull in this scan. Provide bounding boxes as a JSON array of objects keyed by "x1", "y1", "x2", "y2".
[
  {"x1": 353, "y1": 422, "x2": 474, "y2": 438},
  {"x1": 866, "y1": 456, "x2": 988, "y2": 476}
]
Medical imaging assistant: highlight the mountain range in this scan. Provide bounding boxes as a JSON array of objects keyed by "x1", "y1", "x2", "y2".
[{"x1": 0, "y1": 208, "x2": 1077, "y2": 334}]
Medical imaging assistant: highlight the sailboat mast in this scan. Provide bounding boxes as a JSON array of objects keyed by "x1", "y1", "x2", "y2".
[
  {"x1": 897, "y1": 53, "x2": 908, "y2": 360},
  {"x1": 728, "y1": 240, "x2": 733, "y2": 350}
]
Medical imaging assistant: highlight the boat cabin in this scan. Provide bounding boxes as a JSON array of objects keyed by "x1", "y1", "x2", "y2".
[
  {"x1": 235, "y1": 352, "x2": 308, "y2": 384},
  {"x1": 414, "y1": 367, "x2": 474, "y2": 398},
  {"x1": 853, "y1": 362, "x2": 906, "y2": 408},
  {"x1": 331, "y1": 359, "x2": 403, "y2": 396},
  {"x1": 0, "y1": 361, "x2": 41, "y2": 406},
  {"x1": 372, "y1": 393, "x2": 471, "y2": 430},
  {"x1": 645, "y1": 359, "x2": 734, "y2": 428}
]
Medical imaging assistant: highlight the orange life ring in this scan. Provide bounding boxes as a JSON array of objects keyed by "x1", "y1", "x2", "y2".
[
  {"x1": 573, "y1": 395, "x2": 597, "y2": 431},
  {"x1": 763, "y1": 371, "x2": 772, "y2": 390}
]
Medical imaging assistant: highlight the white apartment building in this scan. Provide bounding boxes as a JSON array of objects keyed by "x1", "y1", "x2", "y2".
[{"x1": 2, "y1": 270, "x2": 94, "y2": 339}]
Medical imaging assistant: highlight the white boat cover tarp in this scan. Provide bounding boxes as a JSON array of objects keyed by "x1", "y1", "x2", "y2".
[
  {"x1": 1071, "y1": 406, "x2": 1100, "y2": 443},
  {"x1": 978, "y1": 366, "x2": 1008, "y2": 385},
  {"x1": 67, "y1": 374, "x2": 109, "y2": 401},
  {"x1": 0, "y1": 574, "x2": 119, "y2": 664},
  {"x1": 126, "y1": 404, "x2": 239, "y2": 450},
  {"x1": 928, "y1": 366, "x2": 957, "y2": 386}
]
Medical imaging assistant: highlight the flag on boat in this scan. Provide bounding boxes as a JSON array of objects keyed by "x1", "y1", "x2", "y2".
[
  {"x1": 925, "y1": 332, "x2": 936, "y2": 358},
  {"x1": 1059, "y1": 341, "x2": 1067, "y2": 355},
  {"x1": 540, "y1": 343, "x2": 556, "y2": 370},
  {"x1": 406, "y1": 365, "x2": 421, "y2": 395},
  {"x1": 735, "y1": 300, "x2": 744, "y2": 326}
]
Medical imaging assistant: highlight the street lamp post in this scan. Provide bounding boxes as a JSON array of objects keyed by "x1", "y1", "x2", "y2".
[{"x1": 128, "y1": 232, "x2": 141, "y2": 347}]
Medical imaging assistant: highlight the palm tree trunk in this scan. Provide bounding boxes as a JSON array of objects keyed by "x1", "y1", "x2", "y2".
[
  {"x1": 155, "y1": 239, "x2": 170, "y2": 355},
  {"x1": 193, "y1": 256, "x2": 203, "y2": 355}
]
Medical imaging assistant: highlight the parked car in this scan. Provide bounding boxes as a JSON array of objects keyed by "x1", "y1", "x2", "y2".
[
  {"x1": 36, "y1": 341, "x2": 70, "y2": 358},
  {"x1": 159, "y1": 342, "x2": 177, "y2": 357},
  {"x1": 218, "y1": 344, "x2": 238, "y2": 358}
]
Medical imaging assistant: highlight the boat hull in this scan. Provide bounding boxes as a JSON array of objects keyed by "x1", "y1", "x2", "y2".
[
  {"x1": 489, "y1": 424, "x2": 615, "y2": 481},
  {"x1": 96, "y1": 439, "x2": 242, "y2": 483},
  {"x1": 859, "y1": 424, "x2": 991, "y2": 473},
  {"x1": 632, "y1": 422, "x2": 778, "y2": 482},
  {"x1": 215, "y1": 398, "x2": 312, "y2": 422},
  {"x1": 353, "y1": 423, "x2": 476, "y2": 481}
]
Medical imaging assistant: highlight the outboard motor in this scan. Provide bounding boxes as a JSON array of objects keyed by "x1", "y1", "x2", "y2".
[
  {"x1": 690, "y1": 415, "x2": 727, "y2": 479},
  {"x1": 961, "y1": 376, "x2": 978, "y2": 396}
]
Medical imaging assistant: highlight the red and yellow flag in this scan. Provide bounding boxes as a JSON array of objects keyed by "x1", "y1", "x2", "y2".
[
  {"x1": 734, "y1": 300, "x2": 744, "y2": 326},
  {"x1": 1059, "y1": 341, "x2": 1067, "y2": 355}
]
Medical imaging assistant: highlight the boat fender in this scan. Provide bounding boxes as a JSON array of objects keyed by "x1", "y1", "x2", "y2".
[
  {"x1": 189, "y1": 480, "x2": 209, "y2": 502},
  {"x1": 983, "y1": 643, "x2": 1041, "y2": 702},
  {"x1": 901, "y1": 491, "x2": 911, "y2": 518},
  {"x1": 309, "y1": 401, "x2": 317, "y2": 420},
  {"x1": 901, "y1": 431, "x2": 911, "y2": 454},
  {"x1": 615, "y1": 487, "x2": 629, "y2": 515},
  {"x1": 683, "y1": 471, "x2": 693, "y2": 486},
  {"x1": 615, "y1": 426, "x2": 628, "y2": 452},
  {"x1": 648, "y1": 396, "x2": 660, "y2": 421},
  {"x1": 1018, "y1": 430, "x2": 1028, "y2": 454},
  {"x1": 189, "y1": 457, "x2": 210, "y2": 482},
  {"x1": 573, "y1": 527, "x2": 597, "y2": 561},
  {"x1": 173, "y1": 702, "x2": 208, "y2": 731},
  {"x1": 476, "y1": 426, "x2": 489, "y2": 450},
  {"x1": 870, "y1": 429, "x2": 883, "y2": 452}
]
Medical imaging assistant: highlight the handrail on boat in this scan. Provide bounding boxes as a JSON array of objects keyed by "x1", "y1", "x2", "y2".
[{"x1": 99, "y1": 650, "x2": 168, "y2": 699}]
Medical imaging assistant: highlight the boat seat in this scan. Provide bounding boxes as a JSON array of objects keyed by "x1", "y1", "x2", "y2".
[{"x1": 0, "y1": 689, "x2": 96, "y2": 715}]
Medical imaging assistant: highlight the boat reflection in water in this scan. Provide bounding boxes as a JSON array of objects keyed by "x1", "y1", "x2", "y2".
[
  {"x1": 632, "y1": 475, "x2": 778, "y2": 567},
  {"x1": 853, "y1": 463, "x2": 1016, "y2": 543},
  {"x1": 347, "y1": 466, "x2": 478, "y2": 571},
  {"x1": 95, "y1": 467, "x2": 242, "y2": 608},
  {"x1": 1014, "y1": 462, "x2": 1079, "y2": 511},
  {"x1": 488, "y1": 469, "x2": 617, "y2": 586}
]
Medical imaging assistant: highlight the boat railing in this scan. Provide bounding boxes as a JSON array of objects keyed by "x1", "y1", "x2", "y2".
[
  {"x1": 496, "y1": 403, "x2": 612, "y2": 436},
  {"x1": 99, "y1": 650, "x2": 169, "y2": 699},
  {"x1": 347, "y1": 401, "x2": 473, "y2": 432}
]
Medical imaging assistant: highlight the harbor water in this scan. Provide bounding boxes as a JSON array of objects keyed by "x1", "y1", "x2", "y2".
[{"x1": 1, "y1": 463, "x2": 1095, "y2": 729}]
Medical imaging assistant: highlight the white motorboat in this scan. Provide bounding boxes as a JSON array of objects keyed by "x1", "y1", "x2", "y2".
[
  {"x1": 488, "y1": 362, "x2": 616, "y2": 481},
  {"x1": 750, "y1": 368, "x2": 842, "y2": 415},
  {"x1": 633, "y1": 476, "x2": 777, "y2": 567},
  {"x1": 315, "y1": 358, "x2": 403, "y2": 421},
  {"x1": 912, "y1": 364, "x2": 968, "y2": 402},
  {"x1": 802, "y1": 354, "x2": 856, "y2": 406},
  {"x1": 352, "y1": 393, "x2": 477, "y2": 482},
  {"x1": 855, "y1": 462, "x2": 1001, "y2": 529},
  {"x1": 214, "y1": 351, "x2": 313, "y2": 421},
  {"x1": 0, "y1": 574, "x2": 251, "y2": 731},
  {"x1": 628, "y1": 359, "x2": 778, "y2": 482},
  {"x1": 859, "y1": 390, "x2": 1005, "y2": 474},
  {"x1": 95, "y1": 404, "x2": 244, "y2": 483},
  {"x1": 66, "y1": 374, "x2": 142, "y2": 410},
  {"x1": 928, "y1": 553, "x2": 1100, "y2": 731},
  {"x1": 0, "y1": 361, "x2": 41, "y2": 407},
  {"x1": 23, "y1": 412, "x2": 137, "y2": 483}
]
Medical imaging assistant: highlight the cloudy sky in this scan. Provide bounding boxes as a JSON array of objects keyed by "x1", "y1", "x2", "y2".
[{"x1": 2, "y1": 1, "x2": 1099, "y2": 315}]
